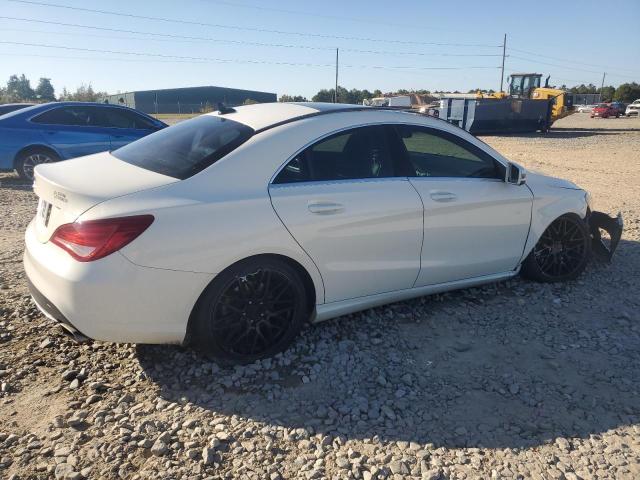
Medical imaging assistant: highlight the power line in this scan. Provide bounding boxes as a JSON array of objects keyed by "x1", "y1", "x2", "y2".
[
  {"x1": 508, "y1": 55, "x2": 638, "y2": 80},
  {"x1": 0, "y1": 16, "x2": 504, "y2": 57},
  {"x1": 5, "y1": 0, "x2": 502, "y2": 48},
  {"x1": 508, "y1": 47, "x2": 639, "y2": 75},
  {"x1": 506, "y1": 72, "x2": 599, "y2": 87},
  {"x1": 201, "y1": 0, "x2": 456, "y2": 32},
  {"x1": 0, "y1": 40, "x2": 501, "y2": 71}
]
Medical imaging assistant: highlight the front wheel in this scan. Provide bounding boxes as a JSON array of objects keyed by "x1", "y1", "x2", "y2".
[
  {"x1": 15, "y1": 149, "x2": 59, "y2": 181},
  {"x1": 521, "y1": 214, "x2": 590, "y2": 282},
  {"x1": 190, "y1": 257, "x2": 308, "y2": 363}
]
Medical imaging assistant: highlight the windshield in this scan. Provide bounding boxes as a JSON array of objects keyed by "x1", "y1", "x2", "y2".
[{"x1": 112, "y1": 115, "x2": 254, "y2": 179}]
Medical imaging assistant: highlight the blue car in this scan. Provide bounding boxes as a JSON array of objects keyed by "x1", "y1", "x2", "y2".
[{"x1": 0, "y1": 102, "x2": 167, "y2": 180}]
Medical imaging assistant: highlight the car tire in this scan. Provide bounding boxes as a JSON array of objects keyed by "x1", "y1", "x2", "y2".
[
  {"x1": 190, "y1": 257, "x2": 309, "y2": 364},
  {"x1": 521, "y1": 214, "x2": 591, "y2": 283},
  {"x1": 15, "y1": 148, "x2": 59, "y2": 181}
]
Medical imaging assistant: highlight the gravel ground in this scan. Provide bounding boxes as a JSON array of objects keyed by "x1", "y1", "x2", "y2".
[{"x1": 0, "y1": 114, "x2": 639, "y2": 480}]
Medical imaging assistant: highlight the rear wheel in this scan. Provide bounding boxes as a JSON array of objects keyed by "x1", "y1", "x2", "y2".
[
  {"x1": 190, "y1": 257, "x2": 308, "y2": 363},
  {"x1": 15, "y1": 148, "x2": 59, "y2": 181},
  {"x1": 521, "y1": 214, "x2": 590, "y2": 282}
]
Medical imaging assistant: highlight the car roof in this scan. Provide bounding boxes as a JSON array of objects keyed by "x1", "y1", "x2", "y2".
[
  {"x1": 205, "y1": 101, "x2": 427, "y2": 132},
  {"x1": 0, "y1": 101, "x2": 159, "y2": 122}
]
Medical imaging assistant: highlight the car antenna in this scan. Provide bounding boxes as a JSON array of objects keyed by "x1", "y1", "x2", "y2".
[{"x1": 217, "y1": 102, "x2": 236, "y2": 114}]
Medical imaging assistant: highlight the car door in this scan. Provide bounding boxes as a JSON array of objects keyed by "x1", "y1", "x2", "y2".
[
  {"x1": 96, "y1": 107, "x2": 160, "y2": 150},
  {"x1": 30, "y1": 106, "x2": 111, "y2": 159},
  {"x1": 269, "y1": 125, "x2": 424, "y2": 303},
  {"x1": 390, "y1": 124, "x2": 533, "y2": 287}
]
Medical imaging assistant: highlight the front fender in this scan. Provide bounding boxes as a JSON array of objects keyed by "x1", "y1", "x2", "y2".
[{"x1": 521, "y1": 187, "x2": 588, "y2": 260}]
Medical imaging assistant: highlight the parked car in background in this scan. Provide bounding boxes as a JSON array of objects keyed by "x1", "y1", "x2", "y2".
[
  {"x1": 0, "y1": 103, "x2": 36, "y2": 116},
  {"x1": 610, "y1": 102, "x2": 627, "y2": 116},
  {"x1": 576, "y1": 104, "x2": 596, "y2": 113},
  {"x1": 625, "y1": 99, "x2": 640, "y2": 117},
  {"x1": 591, "y1": 103, "x2": 620, "y2": 118},
  {"x1": 0, "y1": 102, "x2": 167, "y2": 180},
  {"x1": 24, "y1": 102, "x2": 623, "y2": 363}
]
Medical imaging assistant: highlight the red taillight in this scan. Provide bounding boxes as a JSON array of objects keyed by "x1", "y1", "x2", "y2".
[{"x1": 50, "y1": 215, "x2": 154, "y2": 262}]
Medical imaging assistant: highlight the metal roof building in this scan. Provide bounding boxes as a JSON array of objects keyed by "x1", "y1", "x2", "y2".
[{"x1": 102, "y1": 86, "x2": 277, "y2": 114}]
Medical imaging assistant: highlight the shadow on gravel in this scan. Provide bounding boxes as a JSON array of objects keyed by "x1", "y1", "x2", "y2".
[
  {"x1": 137, "y1": 239, "x2": 640, "y2": 449},
  {"x1": 483, "y1": 130, "x2": 636, "y2": 140},
  {"x1": 0, "y1": 174, "x2": 31, "y2": 190}
]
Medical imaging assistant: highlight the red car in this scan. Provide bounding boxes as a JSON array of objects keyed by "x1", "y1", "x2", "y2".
[{"x1": 591, "y1": 103, "x2": 620, "y2": 118}]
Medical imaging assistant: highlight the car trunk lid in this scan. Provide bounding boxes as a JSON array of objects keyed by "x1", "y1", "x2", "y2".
[{"x1": 33, "y1": 151, "x2": 178, "y2": 243}]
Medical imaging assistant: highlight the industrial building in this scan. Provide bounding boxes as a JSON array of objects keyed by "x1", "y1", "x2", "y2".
[{"x1": 102, "y1": 86, "x2": 277, "y2": 114}]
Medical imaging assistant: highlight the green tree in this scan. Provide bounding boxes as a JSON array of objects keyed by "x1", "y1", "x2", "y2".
[
  {"x1": 279, "y1": 94, "x2": 308, "y2": 102},
  {"x1": 35, "y1": 77, "x2": 55, "y2": 101},
  {"x1": 614, "y1": 82, "x2": 640, "y2": 103},
  {"x1": 312, "y1": 88, "x2": 335, "y2": 103},
  {"x1": 598, "y1": 85, "x2": 616, "y2": 102},
  {"x1": 58, "y1": 83, "x2": 107, "y2": 102},
  {"x1": 569, "y1": 84, "x2": 597, "y2": 94},
  {"x1": 6, "y1": 74, "x2": 34, "y2": 101}
]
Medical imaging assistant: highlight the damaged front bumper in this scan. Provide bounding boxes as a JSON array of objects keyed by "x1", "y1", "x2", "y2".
[{"x1": 588, "y1": 211, "x2": 624, "y2": 261}]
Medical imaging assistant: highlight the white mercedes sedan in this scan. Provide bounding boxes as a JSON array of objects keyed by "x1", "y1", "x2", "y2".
[{"x1": 24, "y1": 102, "x2": 622, "y2": 363}]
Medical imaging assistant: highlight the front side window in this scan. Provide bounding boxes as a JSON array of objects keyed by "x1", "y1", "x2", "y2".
[
  {"x1": 273, "y1": 125, "x2": 394, "y2": 184},
  {"x1": 394, "y1": 125, "x2": 502, "y2": 179},
  {"x1": 32, "y1": 107, "x2": 99, "y2": 126},
  {"x1": 99, "y1": 107, "x2": 157, "y2": 130},
  {"x1": 112, "y1": 115, "x2": 253, "y2": 179}
]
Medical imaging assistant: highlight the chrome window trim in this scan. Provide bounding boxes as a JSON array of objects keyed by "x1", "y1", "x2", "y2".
[{"x1": 269, "y1": 176, "x2": 410, "y2": 189}]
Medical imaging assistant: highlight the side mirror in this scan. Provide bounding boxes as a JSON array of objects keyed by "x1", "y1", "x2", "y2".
[{"x1": 506, "y1": 163, "x2": 526, "y2": 185}]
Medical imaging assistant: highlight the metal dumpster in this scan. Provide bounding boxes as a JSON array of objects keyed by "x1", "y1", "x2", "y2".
[{"x1": 439, "y1": 97, "x2": 553, "y2": 134}]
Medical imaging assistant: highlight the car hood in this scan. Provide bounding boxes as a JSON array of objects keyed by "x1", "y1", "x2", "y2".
[{"x1": 525, "y1": 170, "x2": 583, "y2": 191}]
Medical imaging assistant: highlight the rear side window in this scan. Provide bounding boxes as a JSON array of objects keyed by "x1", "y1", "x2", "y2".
[
  {"x1": 273, "y1": 126, "x2": 394, "y2": 184},
  {"x1": 112, "y1": 115, "x2": 253, "y2": 179},
  {"x1": 32, "y1": 107, "x2": 99, "y2": 126}
]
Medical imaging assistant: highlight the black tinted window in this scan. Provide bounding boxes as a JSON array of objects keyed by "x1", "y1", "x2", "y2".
[
  {"x1": 112, "y1": 115, "x2": 253, "y2": 179},
  {"x1": 98, "y1": 107, "x2": 157, "y2": 129},
  {"x1": 32, "y1": 107, "x2": 99, "y2": 126},
  {"x1": 273, "y1": 126, "x2": 393, "y2": 184},
  {"x1": 395, "y1": 125, "x2": 501, "y2": 179}
]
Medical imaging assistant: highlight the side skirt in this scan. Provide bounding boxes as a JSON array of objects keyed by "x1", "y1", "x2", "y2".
[{"x1": 313, "y1": 270, "x2": 519, "y2": 323}]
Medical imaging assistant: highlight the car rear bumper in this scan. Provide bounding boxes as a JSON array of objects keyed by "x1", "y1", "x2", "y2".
[
  {"x1": 23, "y1": 219, "x2": 214, "y2": 344},
  {"x1": 26, "y1": 274, "x2": 91, "y2": 342}
]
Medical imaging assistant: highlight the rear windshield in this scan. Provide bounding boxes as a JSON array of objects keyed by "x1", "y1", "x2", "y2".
[{"x1": 112, "y1": 115, "x2": 253, "y2": 179}]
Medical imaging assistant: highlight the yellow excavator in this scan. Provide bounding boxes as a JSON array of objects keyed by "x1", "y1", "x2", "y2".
[
  {"x1": 440, "y1": 73, "x2": 573, "y2": 134},
  {"x1": 478, "y1": 73, "x2": 573, "y2": 123}
]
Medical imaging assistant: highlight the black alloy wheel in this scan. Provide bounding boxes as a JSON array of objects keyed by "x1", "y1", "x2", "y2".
[
  {"x1": 191, "y1": 258, "x2": 307, "y2": 363},
  {"x1": 521, "y1": 214, "x2": 590, "y2": 282}
]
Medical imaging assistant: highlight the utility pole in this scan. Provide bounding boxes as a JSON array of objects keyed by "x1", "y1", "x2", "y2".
[
  {"x1": 600, "y1": 72, "x2": 606, "y2": 98},
  {"x1": 500, "y1": 34, "x2": 507, "y2": 93},
  {"x1": 334, "y1": 48, "x2": 339, "y2": 103}
]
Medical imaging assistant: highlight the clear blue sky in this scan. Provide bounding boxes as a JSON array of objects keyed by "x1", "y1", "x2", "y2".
[{"x1": 1, "y1": 0, "x2": 638, "y2": 99}]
